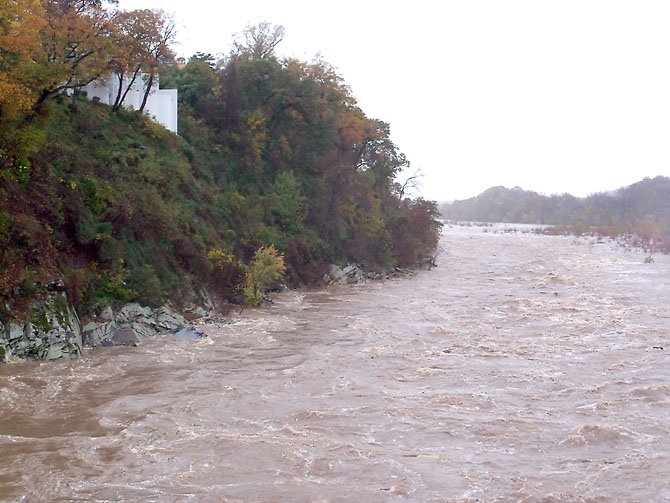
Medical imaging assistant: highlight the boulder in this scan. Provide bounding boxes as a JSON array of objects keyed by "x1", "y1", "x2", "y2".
[
  {"x1": 82, "y1": 321, "x2": 118, "y2": 347},
  {"x1": 196, "y1": 287, "x2": 215, "y2": 312},
  {"x1": 169, "y1": 287, "x2": 214, "y2": 320},
  {"x1": 83, "y1": 303, "x2": 196, "y2": 348},
  {"x1": 342, "y1": 263, "x2": 365, "y2": 283},
  {"x1": 153, "y1": 305, "x2": 186, "y2": 331},
  {"x1": 126, "y1": 320, "x2": 156, "y2": 338},
  {"x1": 99, "y1": 306, "x2": 114, "y2": 322},
  {"x1": 7, "y1": 322, "x2": 24, "y2": 342},
  {"x1": 184, "y1": 306, "x2": 208, "y2": 319},
  {"x1": 42, "y1": 340, "x2": 73, "y2": 361},
  {"x1": 4, "y1": 293, "x2": 208, "y2": 360},
  {"x1": 327, "y1": 265, "x2": 347, "y2": 285},
  {"x1": 111, "y1": 326, "x2": 142, "y2": 346},
  {"x1": 114, "y1": 302, "x2": 158, "y2": 341},
  {"x1": 116, "y1": 303, "x2": 153, "y2": 324},
  {"x1": 4, "y1": 292, "x2": 82, "y2": 361},
  {"x1": 170, "y1": 327, "x2": 206, "y2": 340}
]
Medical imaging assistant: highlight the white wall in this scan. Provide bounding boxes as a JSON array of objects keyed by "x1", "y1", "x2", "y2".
[
  {"x1": 146, "y1": 89, "x2": 178, "y2": 134},
  {"x1": 82, "y1": 75, "x2": 178, "y2": 133}
]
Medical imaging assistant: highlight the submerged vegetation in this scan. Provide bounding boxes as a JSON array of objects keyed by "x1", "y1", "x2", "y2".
[{"x1": 0, "y1": 3, "x2": 441, "y2": 320}]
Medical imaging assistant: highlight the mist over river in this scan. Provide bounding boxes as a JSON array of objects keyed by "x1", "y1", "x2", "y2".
[{"x1": 1, "y1": 225, "x2": 669, "y2": 501}]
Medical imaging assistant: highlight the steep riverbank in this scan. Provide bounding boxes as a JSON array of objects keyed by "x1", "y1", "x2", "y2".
[
  {"x1": 0, "y1": 259, "x2": 430, "y2": 363},
  {"x1": 1, "y1": 225, "x2": 668, "y2": 501}
]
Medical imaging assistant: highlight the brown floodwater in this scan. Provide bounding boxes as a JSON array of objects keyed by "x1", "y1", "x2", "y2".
[{"x1": 1, "y1": 225, "x2": 669, "y2": 502}]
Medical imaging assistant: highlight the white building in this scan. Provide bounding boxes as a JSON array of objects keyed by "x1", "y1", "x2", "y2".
[{"x1": 83, "y1": 75, "x2": 178, "y2": 133}]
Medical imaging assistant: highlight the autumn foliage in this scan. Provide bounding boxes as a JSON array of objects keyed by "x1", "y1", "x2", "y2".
[{"x1": 0, "y1": 14, "x2": 442, "y2": 316}]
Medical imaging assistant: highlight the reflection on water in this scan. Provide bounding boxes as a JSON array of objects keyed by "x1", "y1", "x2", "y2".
[{"x1": 1, "y1": 225, "x2": 669, "y2": 501}]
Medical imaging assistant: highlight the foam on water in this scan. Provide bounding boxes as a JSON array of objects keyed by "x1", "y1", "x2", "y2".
[{"x1": 1, "y1": 225, "x2": 669, "y2": 501}]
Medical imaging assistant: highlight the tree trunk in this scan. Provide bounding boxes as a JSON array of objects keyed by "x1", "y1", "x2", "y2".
[
  {"x1": 139, "y1": 73, "x2": 154, "y2": 112},
  {"x1": 33, "y1": 89, "x2": 53, "y2": 114},
  {"x1": 115, "y1": 65, "x2": 142, "y2": 112},
  {"x1": 70, "y1": 88, "x2": 79, "y2": 112},
  {"x1": 112, "y1": 73, "x2": 124, "y2": 111}
]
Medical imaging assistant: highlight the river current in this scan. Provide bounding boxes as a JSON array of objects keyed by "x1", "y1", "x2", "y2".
[{"x1": 1, "y1": 225, "x2": 669, "y2": 501}]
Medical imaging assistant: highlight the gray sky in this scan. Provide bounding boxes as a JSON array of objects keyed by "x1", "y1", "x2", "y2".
[{"x1": 118, "y1": 0, "x2": 670, "y2": 201}]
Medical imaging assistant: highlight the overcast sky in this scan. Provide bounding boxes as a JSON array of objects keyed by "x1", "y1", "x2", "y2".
[{"x1": 118, "y1": 0, "x2": 670, "y2": 201}]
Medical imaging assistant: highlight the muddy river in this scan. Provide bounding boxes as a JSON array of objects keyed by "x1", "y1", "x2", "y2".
[{"x1": 1, "y1": 225, "x2": 669, "y2": 501}]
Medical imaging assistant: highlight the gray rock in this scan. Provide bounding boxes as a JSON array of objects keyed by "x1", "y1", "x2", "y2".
[
  {"x1": 116, "y1": 303, "x2": 153, "y2": 323},
  {"x1": 64, "y1": 299, "x2": 83, "y2": 349},
  {"x1": 200, "y1": 289, "x2": 215, "y2": 311},
  {"x1": 154, "y1": 305, "x2": 186, "y2": 331},
  {"x1": 82, "y1": 321, "x2": 118, "y2": 347},
  {"x1": 328, "y1": 265, "x2": 347, "y2": 285},
  {"x1": 171, "y1": 327, "x2": 206, "y2": 339},
  {"x1": 126, "y1": 320, "x2": 156, "y2": 338},
  {"x1": 3, "y1": 292, "x2": 82, "y2": 361},
  {"x1": 112, "y1": 303, "x2": 157, "y2": 342},
  {"x1": 186, "y1": 306, "x2": 208, "y2": 319},
  {"x1": 342, "y1": 263, "x2": 365, "y2": 283},
  {"x1": 111, "y1": 327, "x2": 142, "y2": 346},
  {"x1": 100, "y1": 306, "x2": 114, "y2": 322},
  {"x1": 8, "y1": 322, "x2": 23, "y2": 341},
  {"x1": 342, "y1": 264, "x2": 357, "y2": 275},
  {"x1": 24, "y1": 323, "x2": 35, "y2": 339},
  {"x1": 86, "y1": 302, "x2": 196, "y2": 348},
  {"x1": 43, "y1": 341, "x2": 71, "y2": 361}
]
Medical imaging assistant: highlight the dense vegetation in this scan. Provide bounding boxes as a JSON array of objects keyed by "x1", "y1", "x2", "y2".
[
  {"x1": 0, "y1": 2, "x2": 441, "y2": 318},
  {"x1": 441, "y1": 177, "x2": 670, "y2": 252}
]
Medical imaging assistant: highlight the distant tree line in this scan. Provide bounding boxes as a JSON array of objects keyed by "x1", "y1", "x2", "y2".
[{"x1": 441, "y1": 177, "x2": 670, "y2": 252}]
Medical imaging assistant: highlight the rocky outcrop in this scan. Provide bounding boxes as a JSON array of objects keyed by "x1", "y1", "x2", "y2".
[
  {"x1": 81, "y1": 320, "x2": 118, "y2": 347},
  {"x1": 327, "y1": 263, "x2": 367, "y2": 285},
  {"x1": 1, "y1": 290, "x2": 212, "y2": 362},
  {"x1": 154, "y1": 305, "x2": 187, "y2": 331},
  {"x1": 327, "y1": 264, "x2": 349, "y2": 285},
  {"x1": 0, "y1": 291, "x2": 82, "y2": 361},
  {"x1": 182, "y1": 287, "x2": 215, "y2": 319},
  {"x1": 325, "y1": 263, "x2": 407, "y2": 285},
  {"x1": 82, "y1": 303, "x2": 194, "y2": 348}
]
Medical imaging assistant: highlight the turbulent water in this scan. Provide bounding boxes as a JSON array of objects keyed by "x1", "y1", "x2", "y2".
[{"x1": 1, "y1": 225, "x2": 669, "y2": 502}]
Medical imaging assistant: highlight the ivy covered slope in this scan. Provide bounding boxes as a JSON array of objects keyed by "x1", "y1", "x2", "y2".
[{"x1": 0, "y1": 54, "x2": 441, "y2": 319}]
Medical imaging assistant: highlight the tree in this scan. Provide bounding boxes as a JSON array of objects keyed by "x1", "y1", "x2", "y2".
[
  {"x1": 389, "y1": 198, "x2": 442, "y2": 266},
  {"x1": 233, "y1": 22, "x2": 284, "y2": 60},
  {"x1": 33, "y1": 0, "x2": 116, "y2": 110},
  {"x1": 109, "y1": 9, "x2": 156, "y2": 111},
  {"x1": 0, "y1": 0, "x2": 46, "y2": 118},
  {"x1": 393, "y1": 168, "x2": 423, "y2": 200},
  {"x1": 356, "y1": 120, "x2": 409, "y2": 195},
  {"x1": 242, "y1": 245, "x2": 286, "y2": 306},
  {"x1": 190, "y1": 52, "x2": 217, "y2": 68},
  {"x1": 174, "y1": 58, "x2": 218, "y2": 119},
  {"x1": 138, "y1": 10, "x2": 176, "y2": 112}
]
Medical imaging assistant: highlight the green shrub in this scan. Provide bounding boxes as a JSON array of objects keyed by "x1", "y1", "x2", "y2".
[
  {"x1": 127, "y1": 265, "x2": 164, "y2": 307},
  {"x1": 242, "y1": 245, "x2": 286, "y2": 307}
]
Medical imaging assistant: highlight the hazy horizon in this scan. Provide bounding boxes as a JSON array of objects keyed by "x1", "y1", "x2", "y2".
[{"x1": 438, "y1": 174, "x2": 669, "y2": 203}]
